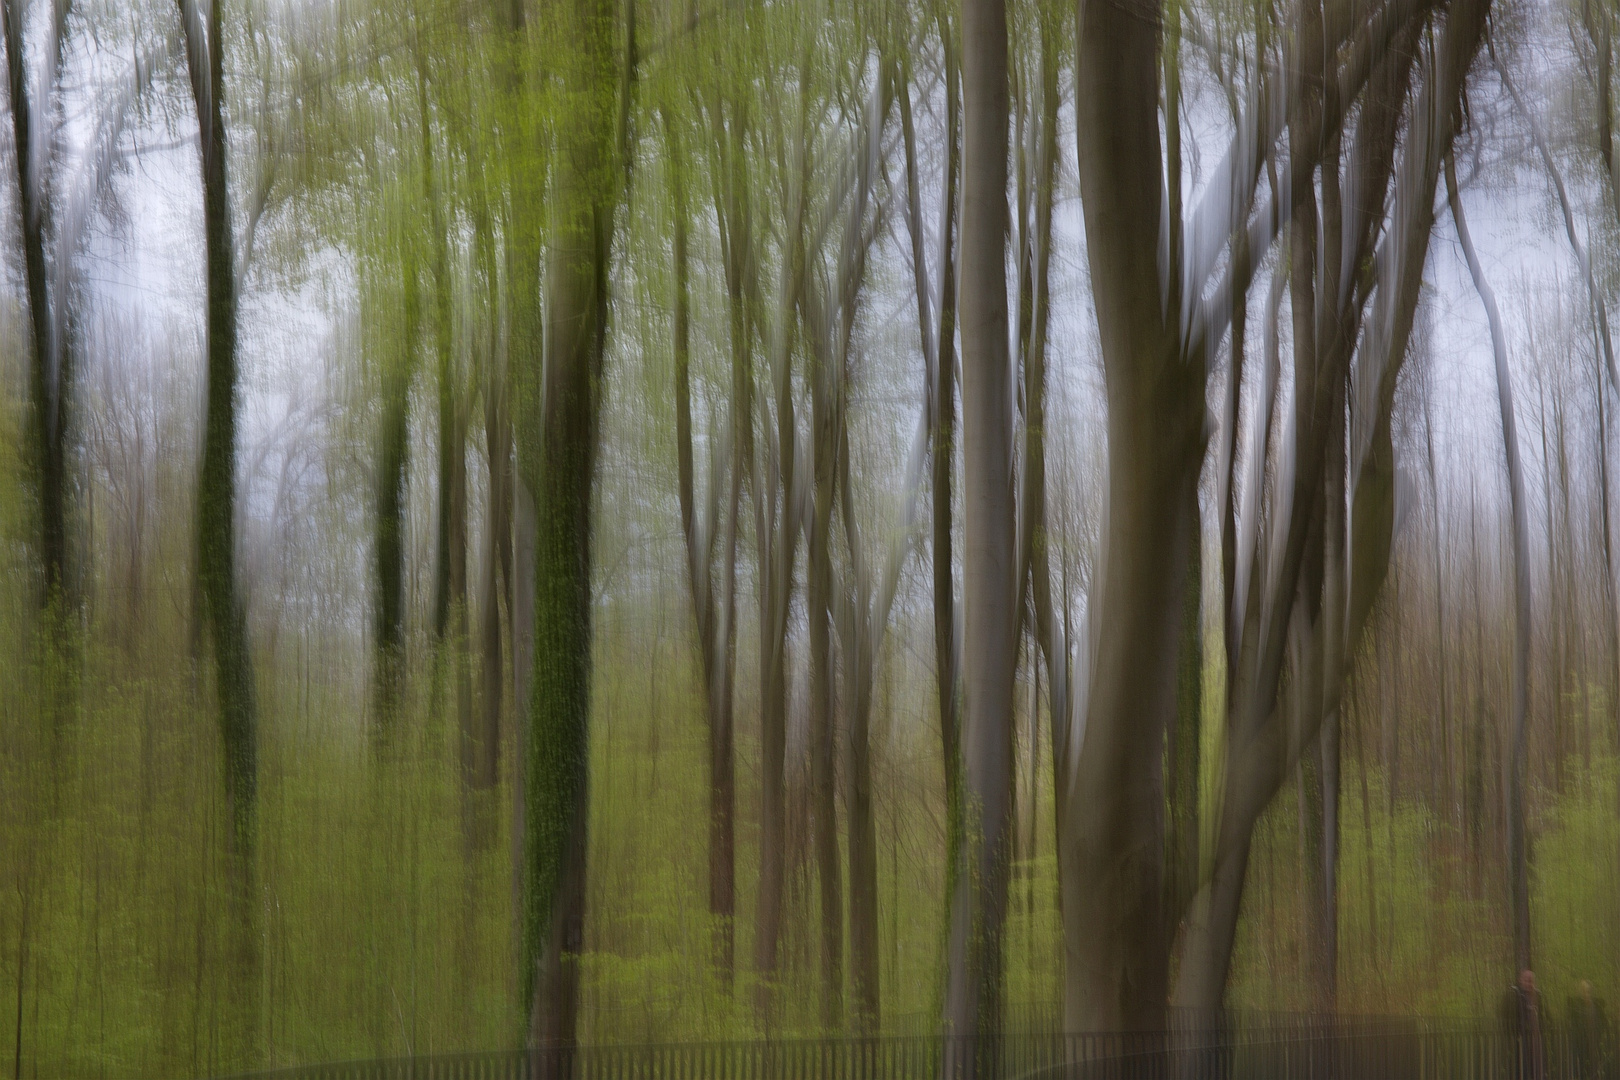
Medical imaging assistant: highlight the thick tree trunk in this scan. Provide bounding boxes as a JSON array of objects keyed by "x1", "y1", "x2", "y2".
[
  {"x1": 3, "y1": 0, "x2": 66, "y2": 605},
  {"x1": 944, "y1": 0, "x2": 1016, "y2": 1069},
  {"x1": 1067, "y1": 0, "x2": 1194, "y2": 1031},
  {"x1": 521, "y1": 0, "x2": 623, "y2": 1050}
]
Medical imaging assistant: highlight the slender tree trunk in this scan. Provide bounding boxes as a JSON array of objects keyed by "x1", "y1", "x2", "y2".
[
  {"x1": 808, "y1": 336, "x2": 844, "y2": 1031},
  {"x1": 417, "y1": 56, "x2": 468, "y2": 753},
  {"x1": 751, "y1": 101, "x2": 809, "y2": 1025},
  {"x1": 707, "y1": 98, "x2": 752, "y2": 992},
  {"x1": 944, "y1": 0, "x2": 1016, "y2": 1069},
  {"x1": 669, "y1": 125, "x2": 739, "y2": 986},
  {"x1": 1447, "y1": 154, "x2": 1533, "y2": 976},
  {"x1": 476, "y1": 199, "x2": 509, "y2": 803},
  {"x1": 900, "y1": 29, "x2": 963, "y2": 1015},
  {"x1": 374, "y1": 249, "x2": 416, "y2": 751},
  {"x1": 178, "y1": 0, "x2": 259, "y2": 1062}
]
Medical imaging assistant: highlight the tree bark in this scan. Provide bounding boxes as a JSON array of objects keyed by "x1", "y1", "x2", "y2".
[
  {"x1": 944, "y1": 0, "x2": 1016, "y2": 1068},
  {"x1": 521, "y1": 0, "x2": 625, "y2": 1051},
  {"x1": 1068, "y1": 0, "x2": 1196, "y2": 1031}
]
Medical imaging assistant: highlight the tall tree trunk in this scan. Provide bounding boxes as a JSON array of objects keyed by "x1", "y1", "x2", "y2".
[
  {"x1": 704, "y1": 92, "x2": 753, "y2": 992},
  {"x1": 419, "y1": 69, "x2": 470, "y2": 754},
  {"x1": 521, "y1": 0, "x2": 625, "y2": 1051},
  {"x1": 944, "y1": 0, "x2": 1015, "y2": 1068},
  {"x1": 1446, "y1": 154, "x2": 1533, "y2": 976},
  {"x1": 1068, "y1": 0, "x2": 1194, "y2": 1031},
  {"x1": 475, "y1": 195, "x2": 509, "y2": 804},
  {"x1": 808, "y1": 335, "x2": 844, "y2": 1031},
  {"x1": 374, "y1": 248, "x2": 416, "y2": 750},
  {"x1": 899, "y1": 25, "x2": 962, "y2": 1012},
  {"x1": 751, "y1": 107, "x2": 808, "y2": 1026},
  {"x1": 3, "y1": 0, "x2": 66, "y2": 605},
  {"x1": 669, "y1": 122, "x2": 739, "y2": 986},
  {"x1": 178, "y1": 0, "x2": 259, "y2": 1061}
]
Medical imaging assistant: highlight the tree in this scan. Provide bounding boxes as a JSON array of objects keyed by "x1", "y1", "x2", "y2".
[
  {"x1": 520, "y1": 0, "x2": 628, "y2": 1050},
  {"x1": 177, "y1": 0, "x2": 261, "y2": 1058},
  {"x1": 944, "y1": 0, "x2": 1017, "y2": 1066},
  {"x1": 1446, "y1": 152, "x2": 1534, "y2": 975},
  {"x1": 1069, "y1": 0, "x2": 1196, "y2": 1029},
  {"x1": 3, "y1": 0, "x2": 67, "y2": 605}
]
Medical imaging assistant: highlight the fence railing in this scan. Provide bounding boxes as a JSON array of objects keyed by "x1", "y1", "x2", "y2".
[{"x1": 226, "y1": 1020, "x2": 1615, "y2": 1080}]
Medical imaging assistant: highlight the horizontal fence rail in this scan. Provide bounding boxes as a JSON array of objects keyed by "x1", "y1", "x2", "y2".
[{"x1": 226, "y1": 1019, "x2": 1615, "y2": 1080}]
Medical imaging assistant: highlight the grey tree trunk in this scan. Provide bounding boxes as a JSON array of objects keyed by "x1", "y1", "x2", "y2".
[
  {"x1": 1446, "y1": 154, "x2": 1533, "y2": 975},
  {"x1": 944, "y1": 0, "x2": 1016, "y2": 1067}
]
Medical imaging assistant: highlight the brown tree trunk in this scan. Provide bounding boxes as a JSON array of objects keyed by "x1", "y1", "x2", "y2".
[
  {"x1": 3, "y1": 0, "x2": 66, "y2": 605},
  {"x1": 808, "y1": 338, "x2": 844, "y2": 1031},
  {"x1": 1067, "y1": 0, "x2": 1195, "y2": 1031}
]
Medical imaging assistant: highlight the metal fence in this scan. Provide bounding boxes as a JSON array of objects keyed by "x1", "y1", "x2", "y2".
[{"x1": 226, "y1": 1020, "x2": 1616, "y2": 1080}]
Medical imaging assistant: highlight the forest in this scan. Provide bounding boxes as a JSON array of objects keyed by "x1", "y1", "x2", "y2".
[{"x1": 3, "y1": 0, "x2": 1620, "y2": 1074}]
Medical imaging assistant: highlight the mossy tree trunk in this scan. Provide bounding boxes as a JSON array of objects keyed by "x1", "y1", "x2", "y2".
[{"x1": 520, "y1": 0, "x2": 627, "y2": 1051}]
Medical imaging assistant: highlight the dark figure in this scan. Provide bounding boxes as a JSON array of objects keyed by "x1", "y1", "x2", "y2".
[
  {"x1": 1568, "y1": 980, "x2": 1615, "y2": 1080},
  {"x1": 1501, "y1": 969, "x2": 1547, "y2": 1080}
]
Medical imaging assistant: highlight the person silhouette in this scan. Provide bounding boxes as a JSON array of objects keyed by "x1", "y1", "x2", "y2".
[
  {"x1": 1569, "y1": 979, "x2": 1614, "y2": 1080},
  {"x1": 1500, "y1": 969, "x2": 1546, "y2": 1080}
]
